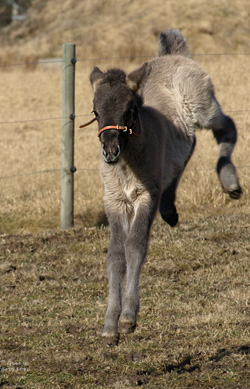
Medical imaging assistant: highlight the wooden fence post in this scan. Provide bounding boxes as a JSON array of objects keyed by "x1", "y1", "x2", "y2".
[{"x1": 61, "y1": 43, "x2": 76, "y2": 229}]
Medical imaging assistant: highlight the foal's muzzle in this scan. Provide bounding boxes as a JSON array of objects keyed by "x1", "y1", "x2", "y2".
[
  {"x1": 102, "y1": 143, "x2": 121, "y2": 163},
  {"x1": 98, "y1": 123, "x2": 138, "y2": 163}
]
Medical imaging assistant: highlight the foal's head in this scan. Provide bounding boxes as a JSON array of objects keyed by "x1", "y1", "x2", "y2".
[{"x1": 90, "y1": 63, "x2": 150, "y2": 163}]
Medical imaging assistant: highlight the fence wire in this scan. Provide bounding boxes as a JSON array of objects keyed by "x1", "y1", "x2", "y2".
[
  {"x1": 0, "y1": 110, "x2": 249, "y2": 126},
  {"x1": 1, "y1": 51, "x2": 250, "y2": 68},
  {"x1": 0, "y1": 114, "x2": 92, "y2": 126},
  {"x1": 1, "y1": 165, "x2": 249, "y2": 181}
]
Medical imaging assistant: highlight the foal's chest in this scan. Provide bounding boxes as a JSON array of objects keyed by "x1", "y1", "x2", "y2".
[
  {"x1": 118, "y1": 164, "x2": 143, "y2": 202},
  {"x1": 102, "y1": 161, "x2": 145, "y2": 204}
]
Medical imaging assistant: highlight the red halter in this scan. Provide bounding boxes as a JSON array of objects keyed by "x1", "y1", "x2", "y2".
[
  {"x1": 97, "y1": 125, "x2": 139, "y2": 138},
  {"x1": 79, "y1": 118, "x2": 139, "y2": 138}
]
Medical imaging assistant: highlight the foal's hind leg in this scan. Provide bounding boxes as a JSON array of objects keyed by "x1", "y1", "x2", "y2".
[
  {"x1": 203, "y1": 104, "x2": 242, "y2": 199},
  {"x1": 160, "y1": 136, "x2": 196, "y2": 227}
]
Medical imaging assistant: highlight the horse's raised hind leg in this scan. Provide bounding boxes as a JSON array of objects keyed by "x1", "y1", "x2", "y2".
[
  {"x1": 102, "y1": 205, "x2": 130, "y2": 346},
  {"x1": 119, "y1": 191, "x2": 159, "y2": 334},
  {"x1": 198, "y1": 94, "x2": 242, "y2": 199},
  {"x1": 211, "y1": 114, "x2": 242, "y2": 199},
  {"x1": 160, "y1": 136, "x2": 196, "y2": 227}
]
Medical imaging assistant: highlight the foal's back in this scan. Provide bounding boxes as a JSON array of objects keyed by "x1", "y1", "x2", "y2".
[{"x1": 142, "y1": 55, "x2": 218, "y2": 137}]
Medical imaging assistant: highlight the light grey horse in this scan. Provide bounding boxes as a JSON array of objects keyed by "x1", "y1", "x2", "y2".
[{"x1": 86, "y1": 29, "x2": 241, "y2": 345}]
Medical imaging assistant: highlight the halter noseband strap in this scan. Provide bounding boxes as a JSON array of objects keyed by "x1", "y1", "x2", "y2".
[
  {"x1": 97, "y1": 124, "x2": 139, "y2": 138},
  {"x1": 79, "y1": 118, "x2": 139, "y2": 138}
]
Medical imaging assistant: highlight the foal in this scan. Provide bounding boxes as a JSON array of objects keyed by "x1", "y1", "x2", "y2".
[{"x1": 86, "y1": 29, "x2": 241, "y2": 345}]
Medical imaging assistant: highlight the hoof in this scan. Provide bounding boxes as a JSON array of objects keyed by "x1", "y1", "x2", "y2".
[
  {"x1": 221, "y1": 183, "x2": 242, "y2": 200},
  {"x1": 217, "y1": 159, "x2": 242, "y2": 200},
  {"x1": 160, "y1": 209, "x2": 179, "y2": 227},
  {"x1": 102, "y1": 333, "x2": 120, "y2": 347},
  {"x1": 118, "y1": 320, "x2": 137, "y2": 334},
  {"x1": 228, "y1": 186, "x2": 242, "y2": 200}
]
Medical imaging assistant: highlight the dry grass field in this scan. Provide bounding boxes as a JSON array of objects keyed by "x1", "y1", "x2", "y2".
[
  {"x1": 0, "y1": 0, "x2": 250, "y2": 387},
  {"x1": 0, "y1": 55, "x2": 249, "y2": 234}
]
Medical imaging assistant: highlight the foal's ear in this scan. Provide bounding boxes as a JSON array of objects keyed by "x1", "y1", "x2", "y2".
[
  {"x1": 90, "y1": 66, "x2": 103, "y2": 91},
  {"x1": 126, "y1": 62, "x2": 151, "y2": 92}
]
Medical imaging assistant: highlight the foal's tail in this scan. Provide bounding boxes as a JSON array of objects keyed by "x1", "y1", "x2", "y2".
[{"x1": 158, "y1": 28, "x2": 190, "y2": 57}]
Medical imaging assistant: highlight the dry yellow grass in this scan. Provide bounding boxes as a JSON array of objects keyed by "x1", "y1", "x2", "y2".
[{"x1": 0, "y1": 53, "x2": 249, "y2": 233}]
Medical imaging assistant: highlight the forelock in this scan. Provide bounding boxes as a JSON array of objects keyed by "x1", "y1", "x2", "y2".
[{"x1": 100, "y1": 69, "x2": 127, "y2": 87}]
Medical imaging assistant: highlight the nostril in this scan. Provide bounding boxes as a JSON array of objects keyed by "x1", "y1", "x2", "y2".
[
  {"x1": 102, "y1": 144, "x2": 107, "y2": 157},
  {"x1": 114, "y1": 145, "x2": 120, "y2": 157},
  {"x1": 101, "y1": 143, "x2": 120, "y2": 163}
]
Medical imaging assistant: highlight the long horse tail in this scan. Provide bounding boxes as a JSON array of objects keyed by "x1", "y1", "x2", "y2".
[{"x1": 158, "y1": 28, "x2": 191, "y2": 58}]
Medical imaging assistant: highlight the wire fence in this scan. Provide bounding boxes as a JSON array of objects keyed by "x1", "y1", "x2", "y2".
[
  {"x1": 1, "y1": 165, "x2": 250, "y2": 181},
  {"x1": 1, "y1": 51, "x2": 249, "y2": 181},
  {"x1": 0, "y1": 109, "x2": 250, "y2": 127},
  {"x1": 1, "y1": 51, "x2": 250, "y2": 68}
]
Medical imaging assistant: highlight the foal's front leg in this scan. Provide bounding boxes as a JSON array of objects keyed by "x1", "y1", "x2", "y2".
[
  {"x1": 102, "y1": 205, "x2": 129, "y2": 345},
  {"x1": 119, "y1": 192, "x2": 159, "y2": 334}
]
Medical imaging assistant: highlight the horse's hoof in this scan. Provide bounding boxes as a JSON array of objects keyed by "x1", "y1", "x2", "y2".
[
  {"x1": 161, "y1": 210, "x2": 179, "y2": 227},
  {"x1": 229, "y1": 186, "x2": 242, "y2": 200},
  {"x1": 102, "y1": 333, "x2": 120, "y2": 347},
  {"x1": 118, "y1": 320, "x2": 137, "y2": 334}
]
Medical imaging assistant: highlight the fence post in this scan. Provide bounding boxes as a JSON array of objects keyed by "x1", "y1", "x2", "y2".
[{"x1": 61, "y1": 43, "x2": 76, "y2": 229}]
